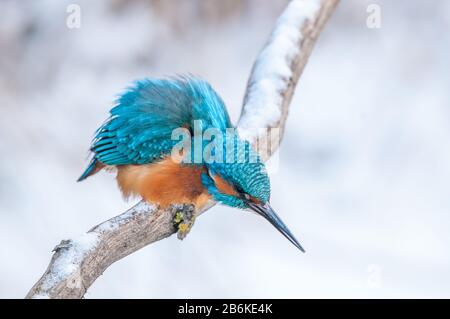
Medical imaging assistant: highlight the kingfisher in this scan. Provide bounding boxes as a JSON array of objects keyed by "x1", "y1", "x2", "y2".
[{"x1": 78, "y1": 76, "x2": 304, "y2": 252}]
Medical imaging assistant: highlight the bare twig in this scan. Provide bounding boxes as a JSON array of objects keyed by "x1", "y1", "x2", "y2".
[{"x1": 26, "y1": 0, "x2": 339, "y2": 299}]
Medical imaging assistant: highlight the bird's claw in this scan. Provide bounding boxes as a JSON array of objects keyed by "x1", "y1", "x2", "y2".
[{"x1": 172, "y1": 204, "x2": 196, "y2": 240}]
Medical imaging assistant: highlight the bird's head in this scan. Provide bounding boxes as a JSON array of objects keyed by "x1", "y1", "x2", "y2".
[{"x1": 201, "y1": 140, "x2": 305, "y2": 252}]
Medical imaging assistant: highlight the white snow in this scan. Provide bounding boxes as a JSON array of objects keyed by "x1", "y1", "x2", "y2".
[
  {"x1": 41, "y1": 233, "x2": 99, "y2": 291},
  {"x1": 37, "y1": 200, "x2": 157, "y2": 293},
  {"x1": 96, "y1": 201, "x2": 158, "y2": 232},
  {"x1": 238, "y1": 0, "x2": 321, "y2": 141}
]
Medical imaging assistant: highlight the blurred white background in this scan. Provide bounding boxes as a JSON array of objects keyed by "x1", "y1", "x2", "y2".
[{"x1": 1, "y1": 0, "x2": 450, "y2": 298}]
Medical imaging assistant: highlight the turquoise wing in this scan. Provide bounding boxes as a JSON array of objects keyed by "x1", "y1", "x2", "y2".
[{"x1": 89, "y1": 76, "x2": 232, "y2": 167}]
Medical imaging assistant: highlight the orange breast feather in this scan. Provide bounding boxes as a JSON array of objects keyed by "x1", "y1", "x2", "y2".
[{"x1": 116, "y1": 158, "x2": 211, "y2": 209}]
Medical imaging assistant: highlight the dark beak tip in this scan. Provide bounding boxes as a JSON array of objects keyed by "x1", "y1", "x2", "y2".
[
  {"x1": 292, "y1": 239, "x2": 306, "y2": 253},
  {"x1": 249, "y1": 202, "x2": 305, "y2": 253}
]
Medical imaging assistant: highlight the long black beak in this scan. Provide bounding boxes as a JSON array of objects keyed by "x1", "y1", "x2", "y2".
[{"x1": 248, "y1": 202, "x2": 305, "y2": 253}]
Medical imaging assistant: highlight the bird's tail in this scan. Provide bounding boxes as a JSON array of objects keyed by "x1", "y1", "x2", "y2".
[{"x1": 77, "y1": 158, "x2": 102, "y2": 182}]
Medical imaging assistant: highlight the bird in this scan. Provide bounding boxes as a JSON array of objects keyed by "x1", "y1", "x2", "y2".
[{"x1": 78, "y1": 76, "x2": 304, "y2": 252}]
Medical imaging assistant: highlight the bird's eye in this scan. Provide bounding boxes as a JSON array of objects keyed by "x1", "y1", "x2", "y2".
[{"x1": 243, "y1": 193, "x2": 251, "y2": 200}]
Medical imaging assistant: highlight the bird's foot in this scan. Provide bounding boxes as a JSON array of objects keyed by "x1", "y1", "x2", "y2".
[{"x1": 171, "y1": 204, "x2": 196, "y2": 240}]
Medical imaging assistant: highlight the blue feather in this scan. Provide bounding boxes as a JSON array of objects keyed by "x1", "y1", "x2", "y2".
[
  {"x1": 77, "y1": 158, "x2": 98, "y2": 182},
  {"x1": 91, "y1": 76, "x2": 232, "y2": 166}
]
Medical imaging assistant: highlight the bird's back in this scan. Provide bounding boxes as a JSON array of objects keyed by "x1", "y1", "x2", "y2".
[{"x1": 78, "y1": 76, "x2": 233, "y2": 181}]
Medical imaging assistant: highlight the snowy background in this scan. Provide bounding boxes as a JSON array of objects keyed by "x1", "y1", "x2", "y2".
[{"x1": 1, "y1": 0, "x2": 450, "y2": 298}]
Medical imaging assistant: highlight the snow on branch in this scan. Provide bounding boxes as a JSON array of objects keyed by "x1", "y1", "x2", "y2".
[
  {"x1": 26, "y1": 0, "x2": 339, "y2": 299},
  {"x1": 239, "y1": 0, "x2": 338, "y2": 159}
]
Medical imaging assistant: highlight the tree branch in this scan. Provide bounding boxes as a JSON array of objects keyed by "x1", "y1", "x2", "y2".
[{"x1": 26, "y1": 0, "x2": 339, "y2": 299}]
